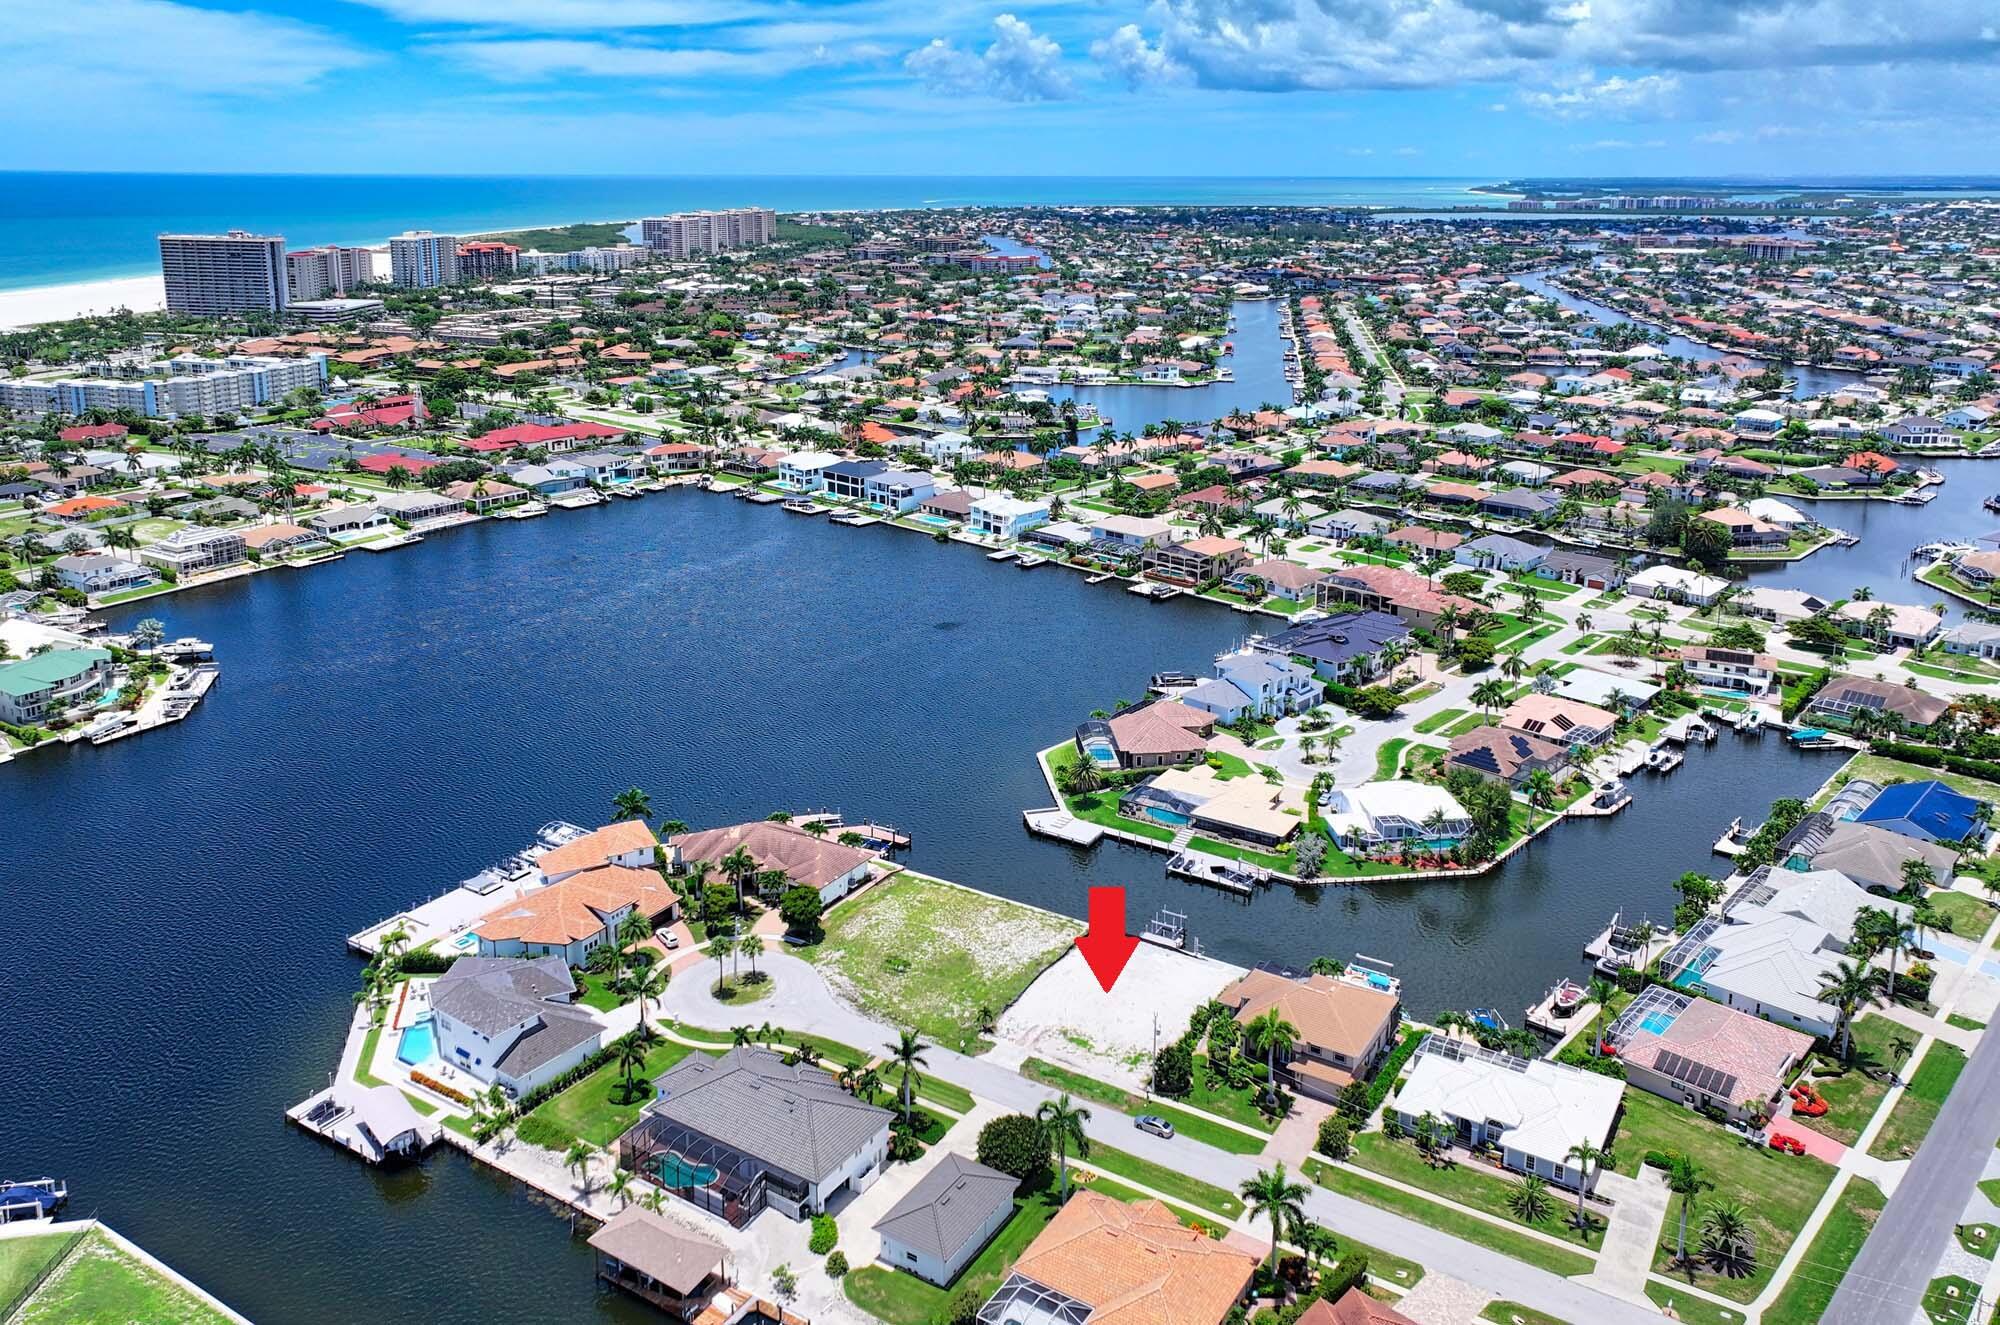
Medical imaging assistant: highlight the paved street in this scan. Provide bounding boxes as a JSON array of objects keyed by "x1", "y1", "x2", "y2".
[{"x1": 1825, "y1": 1005, "x2": 2000, "y2": 1323}]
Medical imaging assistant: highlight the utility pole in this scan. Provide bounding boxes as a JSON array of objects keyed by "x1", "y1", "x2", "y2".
[{"x1": 1147, "y1": 1013, "x2": 1159, "y2": 1102}]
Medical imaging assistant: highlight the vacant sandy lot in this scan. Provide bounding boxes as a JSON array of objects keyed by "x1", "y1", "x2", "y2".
[{"x1": 995, "y1": 942, "x2": 1245, "y2": 1089}]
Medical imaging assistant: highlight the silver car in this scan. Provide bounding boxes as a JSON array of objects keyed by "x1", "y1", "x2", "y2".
[{"x1": 1134, "y1": 1114, "x2": 1175, "y2": 1140}]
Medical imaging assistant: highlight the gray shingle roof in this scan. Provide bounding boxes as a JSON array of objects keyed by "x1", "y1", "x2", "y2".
[
  {"x1": 432, "y1": 955, "x2": 582, "y2": 1036},
  {"x1": 642, "y1": 1047, "x2": 891, "y2": 1185},
  {"x1": 873, "y1": 1153, "x2": 1017, "y2": 1260}
]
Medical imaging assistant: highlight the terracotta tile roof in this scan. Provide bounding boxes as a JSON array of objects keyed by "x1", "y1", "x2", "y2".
[
  {"x1": 1218, "y1": 969, "x2": 1398, "y2": 1060},
  {"x1": 475, "y1": 864, "x2": 678, "y2": 946},
  {"x1": 1299, "y1": 1287, "x2": 1419, "y2": 1325},
  {"x1": 668, "y1": 820, "x2": 874, "y2": 891},
  {"x1": 538, "y1": 820, "x2": 660, "y2": 879},
  {"x1": 1010, "y1": 1193, "x2": 1257, "y2": 1325}
]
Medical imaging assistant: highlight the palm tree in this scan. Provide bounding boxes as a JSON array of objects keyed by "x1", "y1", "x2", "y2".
[
  {"x1": 1586, "y1": 978, "x2": 1618, "y2": 1056},
  {"x1": 1699, "y1": 1199, "x2": 1756, "y2": 1277},
  {"x1": 719, "y1": 846, "x2": 757, "y2": 913},
  {"x1": 606, "y1": 1166, "x2": 634, "y2": 1208},
  {"x1": 1238, "y1": 1163, "x2": 1310, "y2": 1289},
  {"x1": 1508, "y1": 1173, "x2": 1556, "y2": 1224},
  {"x1": 1245, "y1": 1008, "x2": 1297, "y2": 1107},
  {"x1": 885, "y1": 1029, "x2": 929, "y2": 1124},
  {"x1": 1666, "y1": 1155, "x2": 1714, "y2": 1264},
  {"x1": 634, "y1": 962, "x2": 670, "y2": 1035},
  {"x1": 1564, "y1": 1140, "x2": 1607, "y2": 1232},
  {"x1": 1524, "y1": 767, "x2": 1559, "y2": 830},
  {"x1": 730, "y1": 1024, "x2": 754, "y2": 1048},
  {"x1": 1816, "y1": 959, "x2": 1879, "y2": 1060},
  {"x1": 613, "y1": 1033, "x2": 651, "y2": 1104},
  {"x1": 1471, "y1": 678, "x2": 1509, "y2": 718},
  {"x1": 611, "y1": 786, "x2": 653, "y2": 821},
  {"x1": 1036, "y1": 1093, "x2": 1092, "y2": 1199},
  {"x1": 737, "y1": 932, "x2": 763, "y2": 980},
  {"x1": 564, "y1": 1139, "x2": 596, "y2": 1193}
]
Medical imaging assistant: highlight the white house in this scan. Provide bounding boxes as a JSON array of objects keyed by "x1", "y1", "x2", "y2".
[
  {"x1": 779, "y1": 450, "x2": 843, "y2": 491},
  {"x1": 1732, "y1": 407, "x2": 1786, "y2": 434},
  {"x1": 1178, "y1": 649, "x2": 1321, "y2": 724},
  {"x1": 1392, "y1": 1037, "x2": 1623, "y2": 1192},
  {"x1": 52, "y1": 552, "x2": 156, "y2": 596},
  {"x1": 872, "y1": 1154, "x2": 1018, "y2": 1286},
  {"x1": 864, "y1": 467, "x2": 937, "y2": 512},
  {"x1": 1320, "y1": 781, "x2": 1473, "y2": 850},
  {"x1": 968, "y1": 495, "x2": 1050, "y2": 541},
  {"x1": 1626, "y1": 564, "x2": 1727, "y2": 606},
  {"x1": 428, "y1": 956, "x2": 605, "y2": 1097}
]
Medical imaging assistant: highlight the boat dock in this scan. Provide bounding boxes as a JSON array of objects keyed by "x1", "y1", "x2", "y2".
[
  {"x1": 1524, "y1": 977, "x2": 1589, "y2": 1038},
  {"x1": 1713, "y1": 816, "x2": 1750, "y2": 856},
  {"x1": 347, "y1": 819, "x2": 589, "y2": 955},
  {"x1": 1023, "y1": 807, "x2": 1105, "y2": 847},
  {"x1": 791, "y1": 812, "x2": 910, "y2": 850},
  {"x1": 1165, "y1": 851, "x2": 1270, "y2": 895},
  {"x1": 79, "y1": 663, "x2": 219, "y2": 747},
  {"x1": 1582, "y1": 910, "x2": 1669, "y2": 976},
  {"x1": 1140, "y1": 907, "x2": 1203, "y2": 955},
  {"x1": 286, "y1": 1080, "x2": 443, "y2": 1166}
]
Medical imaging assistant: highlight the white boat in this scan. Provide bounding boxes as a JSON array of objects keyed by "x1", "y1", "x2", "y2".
[
  {"x1": 1646, "y1": 748, "x2": 1684, "y2": 772},
  {"x1": 511, "y1": 501, "x2": 548, "y2": 519},
  {"x1": 157, "y1": 637, "x2": 214, "y2": 660},
  {"x1": 1732, "y1": 708, "x2": 1765, "y2": 733},
  {"x1": 782, "y1": 498, "x2": 822, "y2": 515},
  {"x1": 1015, "y1": 554, "x2": 1047, "y2": 568}
]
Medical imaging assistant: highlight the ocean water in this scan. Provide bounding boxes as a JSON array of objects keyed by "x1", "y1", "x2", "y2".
[{"x1": 0, "y1": 173, "x2": 1513, "y2": 291}]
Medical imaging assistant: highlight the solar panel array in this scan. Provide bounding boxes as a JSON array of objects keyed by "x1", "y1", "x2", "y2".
[{"x1": 1652, "y1": 1049, "x2": 1738, "y2": 1100}]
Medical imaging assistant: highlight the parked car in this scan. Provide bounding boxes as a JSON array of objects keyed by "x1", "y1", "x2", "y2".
[
  {"x1": 663, "y1": 930, "x2": 679, "y2": 949},
  {"x1": 1134, "y1": 1115, "x2": 1175, "y2": 1140}
]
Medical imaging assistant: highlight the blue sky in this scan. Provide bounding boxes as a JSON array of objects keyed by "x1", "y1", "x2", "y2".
[{"x1": 5, "y1": 0, "x2": 2000, "y2": 177}]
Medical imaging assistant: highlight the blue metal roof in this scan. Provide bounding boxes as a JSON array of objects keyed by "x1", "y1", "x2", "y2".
[{"x1": 1854, "y1": 780, "x2": 1983, "y2": 843}]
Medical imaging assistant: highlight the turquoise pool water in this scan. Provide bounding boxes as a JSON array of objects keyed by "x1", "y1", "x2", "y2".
[
  {"x1": 1670, "y1": 968, "x2": 1706, "y2": 991},
  {"x1": 1638, "y1": 1010, "x2": 1677, "y2": 1035},
  {"x1": 396, "y1": 1018, "x2": 437, "y2": 1067},
  {"x1": 910, "y1": 513, "x2": 957, "y2": 530},
  {"x1": 94, "y1": 687, "x2": 123, "y2": 706},
  {"x1": 1143, "y1": 807, "x2": 1192, "y2": 826},
  {"x1": 656, "y1": 1155, "x2": 721, "y2": 1188}
]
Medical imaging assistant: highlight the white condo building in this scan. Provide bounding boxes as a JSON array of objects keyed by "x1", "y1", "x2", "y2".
[
  {"x1": 0, "y1": 354, "x2": 328, "y2": 420},
  {"x1": 286, "y1": 245, "x2": 375, "y2": 301},
  {"x1": 389, "y1": 231, "x2": 462, "y2": 288},
  {"x1": 640, "y1": 207, "x2": 777, "y2": 259},
  {"x1": 158, "y1": 231, "x2": 289, "y2": 315}
]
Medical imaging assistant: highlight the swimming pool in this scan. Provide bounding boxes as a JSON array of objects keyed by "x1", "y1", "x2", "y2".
[
  {"x1": 1143, "y1": 807, "x2": 1192, "y2": 827},
  {"x1": 1637, "y1": 1009, "x2": 1678, "y2": 1035},
  {"x1": 396, "y1": 1018, "x2": 438, "y2": 1067},
  {"x1": 1081, "y1": 739, "x2": 1119, "y2": 769},
  {"x1": 451, "y1": 931, "x2": 479, "y2": 951},
  {"x1": 1361, "y1": 971, "x2": 1394, "y2": 992},
  {"x1": 910, "y1": 513, "x2": 957, "y2": 530},
  {"x1": 655, "y1": 1155, "x2": 721, "y2": 1189}
]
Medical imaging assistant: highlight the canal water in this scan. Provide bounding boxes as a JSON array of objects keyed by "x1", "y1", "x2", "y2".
[
  {"x1": 1045, "y1": 296, "x2": 1296, "y2": 435},
  {"x1": 2, "y1": 493, "x2": 1843, "y2": 1323}
]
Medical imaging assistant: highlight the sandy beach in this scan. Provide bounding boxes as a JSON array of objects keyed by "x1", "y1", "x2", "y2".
[{"x1": 0, "y1": 274, "x2": 167, "y2": 329}]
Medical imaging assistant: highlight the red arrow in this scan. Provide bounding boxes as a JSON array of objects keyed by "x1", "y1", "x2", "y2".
[{"x1": 1076, "y1": 886, "x2": 1141, "y2": 992}]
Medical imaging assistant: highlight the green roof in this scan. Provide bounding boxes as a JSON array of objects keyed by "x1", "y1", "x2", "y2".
[{"x1": 0, "y1": 647, "x2": 112, "y2": 699}]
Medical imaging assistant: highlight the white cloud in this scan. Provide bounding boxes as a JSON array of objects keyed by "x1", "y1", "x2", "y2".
[
  {"x1": 906, "y1": 14, "x2": 1074, "y2": 101},
  {"x1": 1519, "y1": 72, "x2": 1680, "y2": 120},
  {"x1": 0, "y1": 0, "x2": 367, "y2": 96},
  {"x1": 342, "y1": 0, "x2": 763, "y2": 27},
  {"x1": 1091, "y1": 24, "x2": 1190, "y2": 89},
  {"x1": 429, "y1": 31, "x2": 868, "y2": 80}
]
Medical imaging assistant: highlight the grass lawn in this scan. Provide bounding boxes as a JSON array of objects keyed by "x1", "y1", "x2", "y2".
[
  {"x1": 1644, "y1": 1282, "x2": 1747, "y2": 1325},
  {"x1": 1922, "y1": 1274, "x2": 1980, "y2": 1325},
  {"x1": 1189, "y1": 835, "x2": 1296, "y2": 873},
  {"x1": 1949, "y1": 1013, "x2": 1989, "y2": 1032},
  {"x1": 1479, "y1": 1303, "x2": 1568, "y2": 1325},
  {"x1": 1375, "y1": 738, "x2": 1411, "y2": 780},
  {"x1": 1446, "y1": 712, "x2": 1495, "y2": 737},
  {"x1": 1414, "y1": 708, "x2": 1467, "y2": 734},
  {"x1": 0, "y1": 1233, "x2": 80, "y2": 1311},
  {"x1": 803, "y1": 872, "x2": 1073, "y2": 1053},
  {"x1": 1761, "y1": 1176, "x2": 1885, "y2": 1325},
  {"x1": 128, "y1": 517, "x2": 187, "y2": 542},
  {"x1": 1183, "y1": 1055, "x2": 1282, "y2": 1132},
  {"x1": 1869, "y1": 1041, "x2": 1969, "y2": 1159},
  {"x1": 524, "y1": 1038, "x2": 710, "y2": 1148},
  {"x1": 1612, "y1": 1089, "x2": 1836, "y2": 1302},
  {"x1": 573, "y1": 971, "x2": 631, "y2": 1012},
  {"x1": 17, "y1": 1228, "x2": 234, "y2": 1325},
  {"x1": 1837, "y1": 754, "x2": 2000, "y2": 807},
  {"x1": 1928, "y1": 890, "x2": 1998, "y2": 942},
  {"x1": 1208, "y1": 750, "x2": 1256, "y2": 779},
  {"x1": 1956, "y1": 1224, "x2": 1998, "y2": 1260},
  {"x1": 1303, "y1": 1160, "x2": 1595, "y2": 1278},
  {"x1": 911, "y1": 1073, "x2": 975, "y2": 1114},
  {"x1": 1019, "y1": 1058, "x2": 1268, "y2": 1154},
  {"x1": 1797, "y1": 1014, "x2": 1912, "y2": 1147},
  {"x1": 1079, "y1": 1139, "x2": 1246, "y2": 1217},
  {"x1": 1347, "y1": 1134, "x2": 1603, "y2": 1249},
  {"x1": 844, "y1": 1184, "x2": 1063, "y2": 1325}
]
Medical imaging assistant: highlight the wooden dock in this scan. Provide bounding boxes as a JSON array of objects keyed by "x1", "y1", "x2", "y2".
[{"x1": 1023, "y1": 808, "x2": 1104, "y2": 847}]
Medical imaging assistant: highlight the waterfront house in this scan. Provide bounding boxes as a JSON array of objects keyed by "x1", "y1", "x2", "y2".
[
  {"x1": 1080, "y1": 699, "x2": 1214, "y2": 769},
  {"x1": 1392, "y1": 1037, "x2": 1621, "y2": 1192},
  {"x1": 1227, "y1": 557, "x2": 1326, "y2": 603},
  {"x1": 1609, "y1": 991, "x2": 1812, "y2": 1124},
  {"x1": 1834, "y1": 599, "x2": 1942, "y2": 650},
  {"x1": 539, "y1": 820, "x2": 660, "y2": 883},
  {"x1": 429, "y1": 956, "x2": 605, "y2": 1097},
  {"x1": 977, "y1": 1193, "x2": 1256, "y2": 1325},
  {"x1": 504, "y1": 461, "x2": 590, "y2": 495},
  {"x1": 1216, "y1": 965, "x2": 1401, "y2": 1101},
  {"x1": 1736, "y1": 586, "x2": 1829, "y2": 625},
  {"x1": 1853, "y1": 780, "x2": 1985, "y2": 845},
  {"x1": 1626, "y1": 564, "x2": 1727, "y2": 606},
  {"x1": 1253, "y1": 611, "x2": 1411, "y2": 685},
  {"x1": 1477, "y1": 489, "x2": 1557, "y2": 523},
  {"x1": 1385, "y1": 526, "x2": 1463, "y2": 556},
  {"x1": 439, "y1": 479, "x2": 527, "y2": 514},
  {"x1": 1308, "y1": 509, "x2": 1393, "y2": 543},
  {"x1": 1941, "y1": 619, "x2": 2000, "y2": 661},
  {"x1": 240, "y1": 523, "x2": 330, "y2": 560},
  {"x1": 1453, "y1": 533, "x2": 1545, "y2": 572},
  {"x1": 644, "y1": 442, "x2": 712, "y2": 474},
  {"x1": 1787, "y1": 819, "x2": 1958, "y2": 894},
  {"x1": 566, "y1": 451, "x2": 644, "y2": 486},
  {"x1": 778, "y1": 451, "x2": 842, "y2": 492},
  {"x1": 1119, "y1": 764, "x2": 1303, "y2": 848},
  {"x1": 822, "y1": 458, "x2": 889, "y2": 500},
  {"x1": 52, "y1": 552, "x2": 154, "y2": 597},
  {"x1": 1499, "y1": 694, "x2": 1616, "y2": 749},
  {"x1": 1179, "y1": 649, "x2": 1321, "y2": 724},
  {"x1": 864, "y1": 467, "x2": 937, "y2": 512},
  {"x1": 1676, "y1": 645, "x2": 1779, "y2": 696},
  {"x1": 587, "y1": 1204, "x2": 731, "y2": 1320},
  {"x1": 668, "y1": 819, "x2": 874, "y2": 904},
  {"x1": 1314, "y1": 565, "x2": 1479, "y2": 632},
  {"x1": 1666, "y1": 867, "x2": 1908, "y2": 1039},
  {"x1": 309, "y1": 504, "x2": 390, "y2": 536},
  {"x1": 475, "y1": 863, "x2": 680, "y2": 967},
  {"x1": 139, "y1": 527, "x2": 246, "y2": 578},
  {"x1": 1089, "y1": 514, "x2": 1178, "y2": 551},
  {"x1": 917, "y1": 489, "x2": 975, "y2": 523},
  {"x1": 1445, "y1": 726, "x2": 1568, "y2": 787},
  {"x1": 1143, "y1": 535, "x2": 1246, "y2": 584},
  {"x1": 0, "y1": 647, "x2": 113, "y2": 724},
  {"x1": 1552, "y1": 669, "x2": 1659, "y2": 712},
  {"x1": 1320, "y1": 781, "x2": 1473, "y2": 852},
  {"x1": 968, "y1": 495, "x2": 1050, "y2": 541},
  {"x1": 373, "y1": 490, "x2": 461, "y2": 525},
  {"x1": 872, "y1": 1154, "x2": 1018, "y2": 1287},
  {"x1": 1806, "y1": 673, "x2": 1950, "y2": 732},
  {"x1": 617, "y1": 1047, "x2": 891, "y2": 1227},
  {"x1": 1539, "y1": 549, "x2": 1623, "y2": 590}
]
